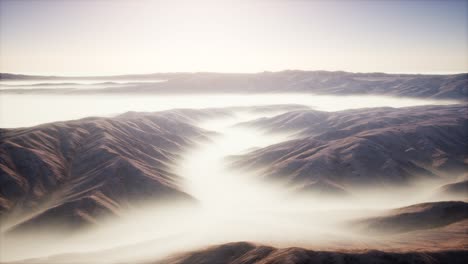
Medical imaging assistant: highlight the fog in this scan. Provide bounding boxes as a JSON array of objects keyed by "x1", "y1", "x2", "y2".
[
  {"x1": 0, "y1": 93, "x2": 456, "y2": 128},
  {"x1": 1, "y1": 103, "x2": 461, "y2": 263}
]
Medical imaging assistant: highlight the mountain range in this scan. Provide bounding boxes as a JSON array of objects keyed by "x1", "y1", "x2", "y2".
[
  {"x1": 2, "y1": 71, "x2": 467, "y2": 99},
  {"x1": 233, "y1": 104, "x2": 468, "y2": 194},
  {"x1": 0, "y1": 109, "x2": 233, "y2": 233}
]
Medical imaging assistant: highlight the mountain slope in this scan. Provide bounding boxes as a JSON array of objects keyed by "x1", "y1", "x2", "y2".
[
  {"x1": 0, "y1": 109, "x2": 222, "y2": 232},
  {"x1": 354, "y1": 201, "x2": 468, "y2": 234},
  {"x1": 233, "y1": 105, "x2": 468, "y2": 190},
  {"x1": 438, "y1": 178, "x2": 468, "y2": 198},
  {"x1": 155, "y1": 242, "x2": 468, "y2": 264}
]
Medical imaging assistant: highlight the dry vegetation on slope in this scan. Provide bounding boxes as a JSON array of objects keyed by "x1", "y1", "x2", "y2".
[
  {"x1": 234, "y1": 105, "x2": 468, "y2": 193},
  {"x1": 0, "y1": 109, "x2": 232, "y2": 232}
]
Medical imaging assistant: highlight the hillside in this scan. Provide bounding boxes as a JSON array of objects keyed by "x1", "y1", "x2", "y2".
[
  {"x1": 155, "y1": 242, "x2": 468, "y2": 264},
  {"x1": 233, "y1": 105, "x2": 468, "y2": 191},
  {"x1": 354, "y1": 201, "x2": 468, "y2": 234},
  {"x1": 0, "y1": 109, "x2": 228, "y2": 233},
  {"x1": 438, "y1": 178, "x2": 468, "y2": 198}
]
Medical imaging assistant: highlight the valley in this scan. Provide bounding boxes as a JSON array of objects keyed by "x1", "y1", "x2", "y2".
[{"x1": 1, "y1": 97, "x2": 467, "y2": 263}]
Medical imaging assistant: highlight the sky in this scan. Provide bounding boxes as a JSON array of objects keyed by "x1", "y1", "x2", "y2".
[{"x1": 0, "y1": 0, "x2": 467, "y2": 76}]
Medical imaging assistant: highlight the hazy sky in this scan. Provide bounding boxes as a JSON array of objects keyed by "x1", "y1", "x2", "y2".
[{"x1": 0, "y1": 0, "x2": 467, "y2": 76}]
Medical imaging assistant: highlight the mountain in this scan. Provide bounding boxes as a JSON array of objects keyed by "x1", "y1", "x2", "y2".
[
  {"x1": 0, "y1": 73, "x2": 53, "y2": 80},
  {"x1": 8, "y1": 241, "x2": 468, "y2": 264},
  {"x1": 0, "y1": 109, "x2": 231, "y2": 233},
  {"x1": 2, "y1": 71, "x2": 467, "y2": 99},
  {"x1": 0, "y1": 72, "x2": 183, "y2": 81},
  {"x1": 154, "y1": 242, "x2": 468, "y2": 264},
  {"x1": 438, "y1": 178, "x2": 468, "y2": 198},
  {"x1": 354, "y1": 201, "x2": 468, "y2": 234},
  {"x1": 233, "y1": 105, "x2": 468, "y2": 191}
]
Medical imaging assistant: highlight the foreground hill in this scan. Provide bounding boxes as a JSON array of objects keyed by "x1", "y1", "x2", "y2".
[
  {"x1": 154, "y1": 242, "x2": 468, "y2": 264},
  {"x1": 8, "y1": 242, "x2": 468, "y2": 264},
  {"x1": 233, "y1": 105, "x2": 468, "y2": 192},
  {"x1": 2, "y1": 71, "x2": 467, "y2": 99},
  {"x1": 0, "y1": 109, "x2": 229, "y2": 233}
]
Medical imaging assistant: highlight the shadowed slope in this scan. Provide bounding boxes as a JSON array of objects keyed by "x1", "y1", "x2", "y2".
[
  {"x1": 234, "y1": 105, "x2": 468, "y2": 190},
  {"x1": 0, "y1": 110, "x2": 219, "y2": 232},
  {"x1": 438, "y1": 178, "x2": 468, "y2": 198},
  {"x1": 354, "y1": 201, "x2": 468, "y2": 234},
  {"x1": 155, "y1": 242, "x2": 468, "y2": 264}
]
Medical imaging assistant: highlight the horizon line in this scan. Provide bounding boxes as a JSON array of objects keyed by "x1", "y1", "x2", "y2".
[{"x1": 1, "y1": 69, "x2": 467, "y2": 79}]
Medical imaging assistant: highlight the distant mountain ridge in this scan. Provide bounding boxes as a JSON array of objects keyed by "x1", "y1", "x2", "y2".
[
  {"x1": 0, "y1": 72, "x2": 179, "y2": 80},
  {"x1": 2, "y1": 70, "x2": 466, "y2": 79},
  {"x1": 2, "y1": 71, "x2": 467, "y2": 99}
]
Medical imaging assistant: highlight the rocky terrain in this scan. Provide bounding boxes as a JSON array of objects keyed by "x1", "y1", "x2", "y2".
[
  {"x1": 0, "y1": 109, "x2": 233, "y2": 233},
  {"x1": 233, "y1": 104, "x2": 468, "y2": 192},
  {"x1": 2, "y1": 71, "x2": 467, "y2": 99}
]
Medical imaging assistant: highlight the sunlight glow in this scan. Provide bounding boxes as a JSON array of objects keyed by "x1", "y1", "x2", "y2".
[{"x1": 1, "y1": 0, "x2": 467, "y2": 75}]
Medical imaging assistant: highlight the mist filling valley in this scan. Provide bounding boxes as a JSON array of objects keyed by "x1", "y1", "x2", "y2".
[
  {"x1": 1, "y1": 89, "x2": 466, "y2": 263},
  {"x1": 2, "y1": 0, "x2": 468, "y2": 261}
]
